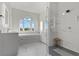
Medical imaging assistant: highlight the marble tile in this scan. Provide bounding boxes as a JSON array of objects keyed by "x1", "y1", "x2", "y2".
[{"x1": 17, "y1": 42, "x2": 48, "y2": 56}]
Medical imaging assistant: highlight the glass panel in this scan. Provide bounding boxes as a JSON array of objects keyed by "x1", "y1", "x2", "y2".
[
  {"x1": 20, "y1": 20, "x2": 23, "y2": 28},
  {"x1": 44, "y1": 20, "x2": 48, "y2": 29},
  {"x1": 32, "y1": 21, "x2": 35, "y2": 28},
  {"x1": 31, "y1": 21, "x2": 35, "y2": 31}
]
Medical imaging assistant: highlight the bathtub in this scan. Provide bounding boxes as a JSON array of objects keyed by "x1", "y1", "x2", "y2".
[{"x1": 18, "y1": 32, "x2": 41, "y2": 45}]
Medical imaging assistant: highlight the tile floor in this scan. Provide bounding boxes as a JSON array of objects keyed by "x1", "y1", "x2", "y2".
[{"x1": 17, "y1": 42, "x2": 49, "y2": 56}]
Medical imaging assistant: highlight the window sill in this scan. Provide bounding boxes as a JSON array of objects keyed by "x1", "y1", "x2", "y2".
[{"x1": 19, "y1": 32, "x2": 40, "y2": 36}]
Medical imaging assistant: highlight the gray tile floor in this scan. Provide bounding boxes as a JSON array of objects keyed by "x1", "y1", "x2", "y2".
[
  {"x1": 17, "y1": 42, "x2": 49, "y2": 56},
  {"x1": 49, "y1": 46, "x2": 79, "y2": 56},
  {"x1": 17, "y1": 41, "x2": 79, "y2": 56},
  {"x1": 53, "y1": 48, "x2": 73, "y2": 56}
]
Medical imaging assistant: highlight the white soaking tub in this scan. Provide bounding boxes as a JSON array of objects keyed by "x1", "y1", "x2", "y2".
[{"x1": 18, "y1": 32, "x2": 41, "y2": 45}]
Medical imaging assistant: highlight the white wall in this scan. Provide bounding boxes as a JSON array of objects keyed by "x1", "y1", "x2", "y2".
[
  {"x1": 49, "y1": 2, "x2": 79, "y2": 53},
  {"x1": 9, "y1": 8, "x2": 40, "y2": 32},
  {"x1": 57, "y1": 2, "x2": 79, "y2": 53}
]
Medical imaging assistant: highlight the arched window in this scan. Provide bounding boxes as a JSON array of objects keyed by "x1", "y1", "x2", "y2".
[{"x1": 19, "y1": 17, "x2": 35, "y2": 32}]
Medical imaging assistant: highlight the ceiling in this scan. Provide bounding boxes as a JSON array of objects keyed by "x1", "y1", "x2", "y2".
[{"x1": 6, "y1": 2, "x2": 48, "y2": 14}]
